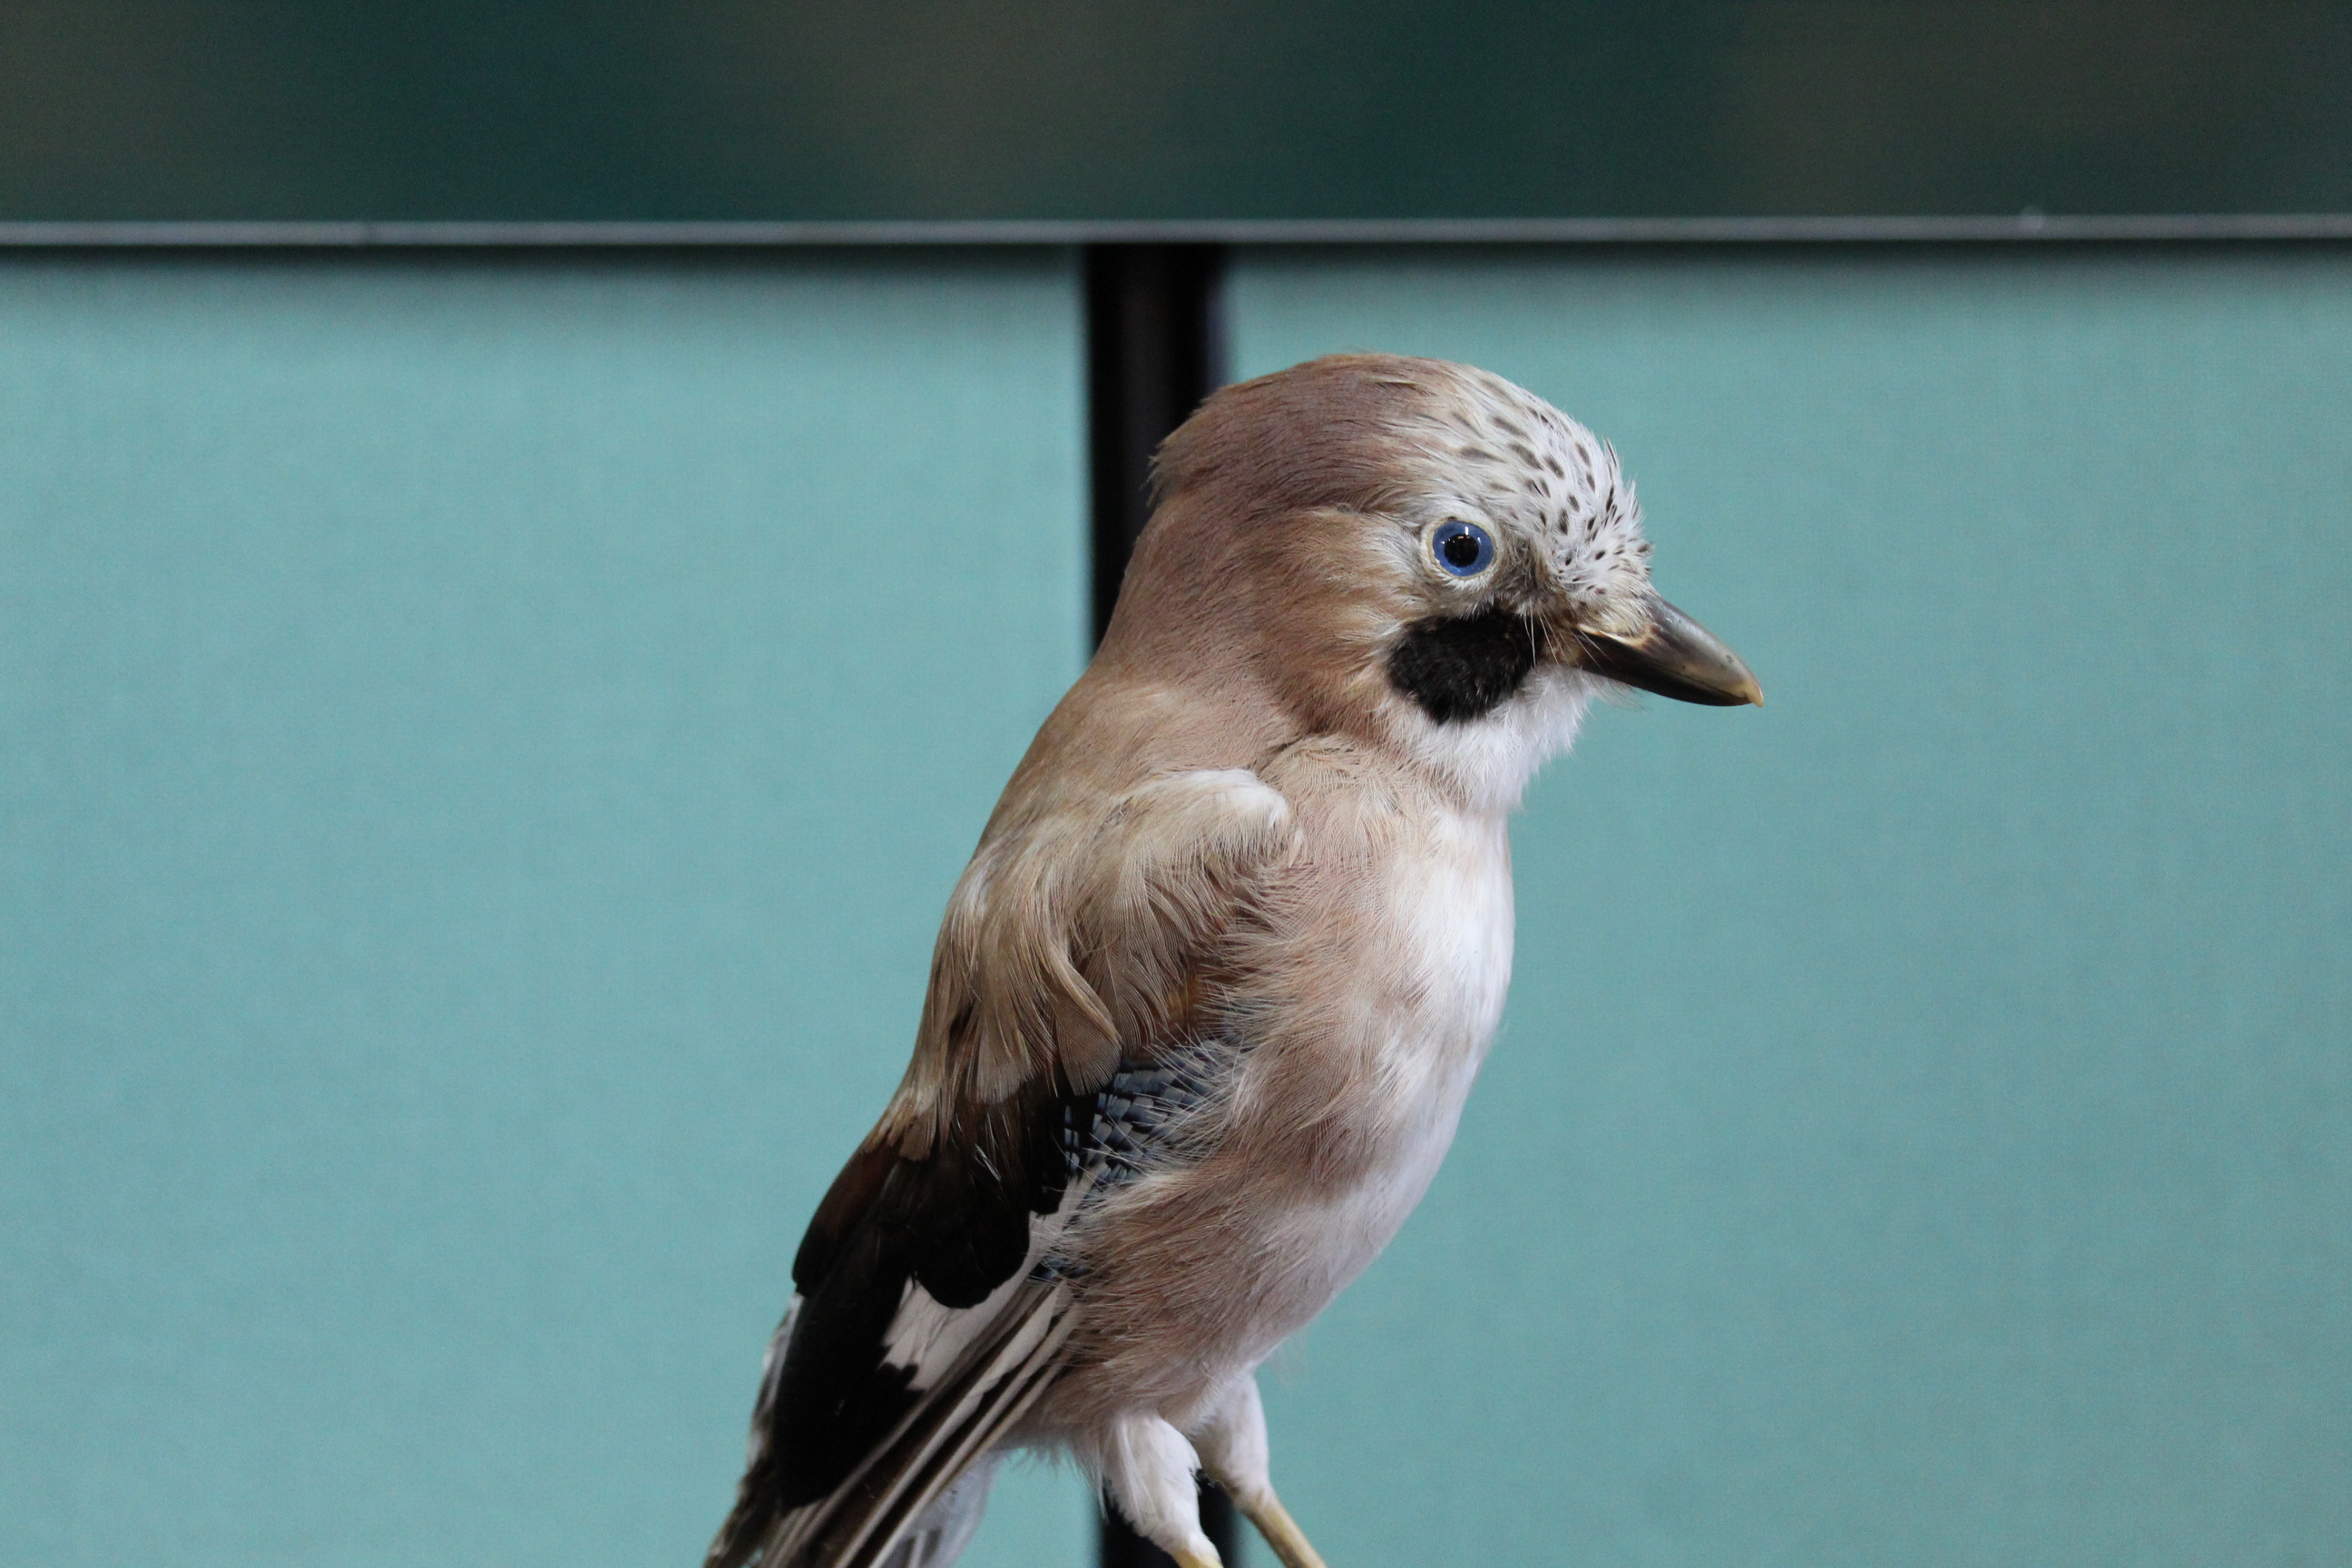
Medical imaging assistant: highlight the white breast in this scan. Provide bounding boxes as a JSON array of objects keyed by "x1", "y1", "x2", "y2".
[
  {"x1": 1246, "y1": 805, "x2": 1516, "y2": 1345},
  {"x1": 1350, "y1": 807, "x2": 1515, "y2": 1221}
]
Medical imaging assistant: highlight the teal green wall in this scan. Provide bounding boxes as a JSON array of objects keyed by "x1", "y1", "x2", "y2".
[
  {"x1": 5, "y1": 247, "x2": 2348, "y2": 1568},
  {"x1": 0, "y1": 253, "x2": 1093, "y2": 1567},
  {"x1": 1230, "y1": 247, "x2": 2351, "y2": 1565}
]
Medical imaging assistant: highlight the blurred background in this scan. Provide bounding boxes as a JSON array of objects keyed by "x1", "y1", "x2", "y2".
[{"x1": 2, "y1": 5, "x2": 2346, "y2": 1567}]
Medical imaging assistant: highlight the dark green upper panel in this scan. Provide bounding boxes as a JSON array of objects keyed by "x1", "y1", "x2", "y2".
[{"x1": 4, "y1": 0, "x2": 2347, "y2": 225}]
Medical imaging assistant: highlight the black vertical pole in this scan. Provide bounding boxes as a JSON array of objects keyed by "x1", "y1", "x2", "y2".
[
  {"x1": 1086, "y1": 243, "x2": 1229, "y2": 646},
  {"x1": 1083, "y1": 240, "x2": 1241, "y2": 1568}
]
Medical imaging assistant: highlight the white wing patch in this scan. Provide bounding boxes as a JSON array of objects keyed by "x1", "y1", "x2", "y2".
[
  {"x1": 880, "y1": 1271, "x2": 1030, "y2": 1388},
  {"x1": 877, "y1": 1183, "x2": 1085, "y2": 1392}
]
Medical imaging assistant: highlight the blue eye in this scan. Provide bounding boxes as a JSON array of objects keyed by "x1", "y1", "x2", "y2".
[{"x1": 1431, "y1": 520, "x2": 1494, "y2": 577}]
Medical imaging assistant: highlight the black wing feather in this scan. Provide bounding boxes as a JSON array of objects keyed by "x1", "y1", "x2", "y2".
[
  {"x1": 706, "y1": 1080, "x2": 1071, "y2": 1566},
  {"x1": 706, "y1": 1055, "x2": 1220, "y2": 1568}
]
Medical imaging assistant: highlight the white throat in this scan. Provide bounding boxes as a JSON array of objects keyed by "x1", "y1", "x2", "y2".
[{"x1": 1401, "y1": 663, "x2": 1599, "y2": 816}]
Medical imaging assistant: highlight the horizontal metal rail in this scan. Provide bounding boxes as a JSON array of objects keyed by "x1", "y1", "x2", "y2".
[{"x1": 3, "y1": 214, "x2": 2350, "y2": 248}]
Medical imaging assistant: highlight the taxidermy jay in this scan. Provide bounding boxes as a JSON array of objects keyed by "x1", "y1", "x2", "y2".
[{"x1": 705, "y1": 354, "x2": 1760, "y2": 1568}]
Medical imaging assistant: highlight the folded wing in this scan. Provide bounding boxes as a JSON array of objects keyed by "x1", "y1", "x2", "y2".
[{"x1": 705, "y1": 769, "x2": 1297, "y2": 1568}]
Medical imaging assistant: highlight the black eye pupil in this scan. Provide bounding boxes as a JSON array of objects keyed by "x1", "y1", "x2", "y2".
[{"x1": 1443, "y1": 533, "x2": 1482, "y2": 568}]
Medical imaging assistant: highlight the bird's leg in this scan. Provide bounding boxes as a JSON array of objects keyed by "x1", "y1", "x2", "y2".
[
  {"x1": 1230, "y1": 1494, "x2": 1328, "y2": 1568},
  {"x1": 1192, "y1": 1375, "x2": 1333, "y2": 1568},
  {"x1": 1092, "y1": 1412, "x2": 1226, "y2": 1568}
]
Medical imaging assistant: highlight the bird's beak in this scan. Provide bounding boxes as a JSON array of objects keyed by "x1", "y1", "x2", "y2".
[{"x1": 1566, "y1": 593, "x2": 1763, "y2": 707}]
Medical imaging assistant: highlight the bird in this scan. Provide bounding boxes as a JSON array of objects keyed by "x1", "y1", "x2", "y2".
[{"x1": 703, "y1": 352, "x2": 1760, "y2": 1568}]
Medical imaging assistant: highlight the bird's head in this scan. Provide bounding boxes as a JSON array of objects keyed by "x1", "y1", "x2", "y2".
[{"x1": 1105, "y1": 352, "x2": 1759, "y2": 808}]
